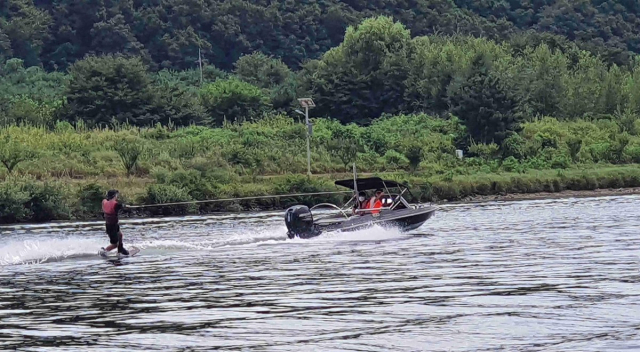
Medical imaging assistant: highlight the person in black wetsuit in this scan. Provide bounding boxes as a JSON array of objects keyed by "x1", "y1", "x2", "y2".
[{"x1": 100, "y1": 189, "x2": 129, "y2": 255}]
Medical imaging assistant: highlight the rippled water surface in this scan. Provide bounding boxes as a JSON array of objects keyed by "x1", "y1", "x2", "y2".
[{"x1": 2, "y1": 195, "x2": 640, "y2": 351}]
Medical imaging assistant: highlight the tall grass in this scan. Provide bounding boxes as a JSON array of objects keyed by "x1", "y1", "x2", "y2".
[
  {"x1": 1, "y1": 113, "x2": 640, "y2": 223},
  {"x1": 2, "y1": 165, "x2": 640, "y2": 224}
]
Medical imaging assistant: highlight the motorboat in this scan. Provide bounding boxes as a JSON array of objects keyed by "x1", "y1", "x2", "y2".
[{"x1": 284, "y1": 177, "x2": 438, "y2": 239}]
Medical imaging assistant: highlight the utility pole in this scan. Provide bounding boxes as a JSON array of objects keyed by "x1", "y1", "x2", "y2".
[
  {"x1": 198, "y1": 47, "x2": 203, "y2": 86},
  {"x1": 296, "y1": 98, "x2": 315, "y2": 176}
]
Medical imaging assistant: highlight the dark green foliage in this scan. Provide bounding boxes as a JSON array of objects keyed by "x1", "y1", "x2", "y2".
[
  {"x1": 449, "y1": 68, "x2": 521, "y2": 144},
  {"x1": 234, "y1": 52, "x2": 297, "y2": 111},
  {"x1": 0, "y1": 178, "x2": 69, "y2": 223},
  {"x1": 200, "y1": 78, "x2": 270, "y2": 126},
  {"x1": 312, "y1": 16, "x2": 412, "y2": 124},
  {"x1": 113, "y1": 138, "x2": 144, "y2": 176},
  {"x1": 611, "y1": 133, "x2": 631, "y2": 164},
  {"x1": 455, "y1": 0, "x2": 640, "y2": 67},
  {"x1": 402, "y1": 142, "x2": 424, "y2": 173},
  {"x1": 0, "y1": 182, "x2": 30, "y2": 223},
  {"x1": 234, "y1": 52, "x2": 292, "y2": 89},
  {"x1": 4, "y1": 0, "x2": 640, "y2": 74},
  {"x1": 22, "y1": 181, "x2": 69, "y2": 222},
  {"x1": 62, "y1": 55, "x2": 155, "y2": 126},
  {"x1": 567, "y1": 137, "x2": 583, "y2": 162},
  {"x1": 76, "y1": 182, "x2": 105, "y2": 218},
  {"x1": 0, "y1": 0, "x2": 51, "y2": 67},
  {"x1": 150, "y1": 82, "x2": 207, "y2": 126}
]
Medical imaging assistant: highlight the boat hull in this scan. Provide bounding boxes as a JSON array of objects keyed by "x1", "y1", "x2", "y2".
[{"x1": 290, "y1": 206, "x2": 437, "y2": 239}]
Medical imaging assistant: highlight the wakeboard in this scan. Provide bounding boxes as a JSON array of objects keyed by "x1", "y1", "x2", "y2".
[{"x1": 98, "y1": 246, "x2": 141, "y2": 258}]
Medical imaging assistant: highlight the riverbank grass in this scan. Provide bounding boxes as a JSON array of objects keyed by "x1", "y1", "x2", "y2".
[{"x1": 2, "y1": 164, "x2": 640, "y2": 224}]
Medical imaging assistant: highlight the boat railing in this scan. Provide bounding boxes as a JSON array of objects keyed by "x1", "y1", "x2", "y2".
[
  {"x1": 353, "y1": 207, "x2": 394, "y2": 215},
  {"x1": 311, "y1": 203, "x2": 350, "y2": 219}
]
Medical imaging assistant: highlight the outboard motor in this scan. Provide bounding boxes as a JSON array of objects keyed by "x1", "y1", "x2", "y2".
[{"x1": 284, "y1": 205, "x2": 319, "y2": 239}]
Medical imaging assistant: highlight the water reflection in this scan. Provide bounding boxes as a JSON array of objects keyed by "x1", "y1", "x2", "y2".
[{"x1": 1, "y1": 196, "x2": 640, "y2": 350}]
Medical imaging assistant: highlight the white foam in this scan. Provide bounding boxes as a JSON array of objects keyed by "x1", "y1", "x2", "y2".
[
  {"x1": 0, "y1": 222, "x2": 406, "y2": 266},
  {"x1": 307, "y1": 224, "x2": 406, "y2": 242},
  {"x1": 0, "y1": 237, "x2": 104, "y2": 266}
]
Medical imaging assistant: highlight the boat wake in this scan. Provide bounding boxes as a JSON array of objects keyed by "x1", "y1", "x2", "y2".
[
  {"x1": 296, "y1": 224, "x2": 407, "y2": 243},
  {"x1": 1, "y1": 223, "x2": 413, "y2": 266}
]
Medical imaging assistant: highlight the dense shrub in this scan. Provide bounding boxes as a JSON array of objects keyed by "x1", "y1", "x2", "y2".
[
  {"x1": 0, "y1": 182, "x2": 31, "y2": 223},
  {"x1": 0, "y1": 178, "x2": 69, "y2": 223},
  {"x1": 76, "y1": 183, "x2": 106, "y2": 218},
  {"x1": 140, "y1": 184, "x2": 197, "y2": 216}
]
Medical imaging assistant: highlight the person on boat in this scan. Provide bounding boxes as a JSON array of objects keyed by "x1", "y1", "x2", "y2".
[
  {"x1": 353, "y1": 191, "x2": 368, "y2": 216},
  {"x1": 100, "y1": 189, "x2": 130, "y2": 255},
  {"x1": 367, "y1": 189, "x2": 384, "y2": 216}
]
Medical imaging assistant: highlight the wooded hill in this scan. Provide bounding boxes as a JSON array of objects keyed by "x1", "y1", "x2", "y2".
[{"x1": 2, "y1": 0, "x2": 640, "y2": 71}]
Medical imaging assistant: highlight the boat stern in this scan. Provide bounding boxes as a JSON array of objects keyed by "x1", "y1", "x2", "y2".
[{"x1": 284, "y1": 205, "x2": 321, "y2": 239}]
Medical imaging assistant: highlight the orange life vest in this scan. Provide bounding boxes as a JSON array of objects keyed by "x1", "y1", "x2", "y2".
[{"x1": 367, "y1": 198, "x2": 383, "y2": 215}]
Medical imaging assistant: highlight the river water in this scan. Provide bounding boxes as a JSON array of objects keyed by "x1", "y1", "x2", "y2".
[{"x1": 1, "y1": 195, "x2": 640, "y2": 351}]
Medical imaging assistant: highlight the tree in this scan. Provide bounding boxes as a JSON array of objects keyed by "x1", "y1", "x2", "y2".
[
  {"x1": 150, "y1": 82, "x2": 207, "y2": 126},
  {"x1": 62, "y1": 55, "x2": 155, "y2": 126},
  {"x1": 327, "y1": 137, "x2": 360, "y2": 171},
  {"x1": 3, "y1": 95, "x2": 58, "y2": 127},
  {"x1": 0, "y1": 26, "x2": 12, "y2": 61},
  {"x1": 0, "y1": 133, "x2": 37, "y2": 174},
  {"x1": 199, "y1": 78, "x2": 270, "y2": 126},
  {"x1": 514, "y1": 44, "x2": 568, "y2": 117},
  {"x1": 311, "y1": 16, "x2": 412, "y2": 124},
  {"x1": 234, "y1": 52, "x2": 292, "y2": 89},
  {"x1": 560, "y1": 51, "x2": 607, "y2": 118},
  {"x1": 402, "y1": 142, "x2": 424, "y2": 173},
  {"x1": 5, "y1": 0, "x2": 640, "y2": 71},
  {"x1": 0, "y1": 0, "x2": 52, "y2": 66},
  {"x1": 89, "y1": 15, "x2": 146, "y2": 57},
  {"x1": 234, "y1": 52, "x2": 297, "y2": 111},
  {"x1": 448, "y1": 66, "x2": 521, "y2": 145}
]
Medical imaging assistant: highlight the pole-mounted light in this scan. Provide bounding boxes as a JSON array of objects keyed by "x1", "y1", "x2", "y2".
[{"x1": 297, "y1": 98, "x2": 315, "y2": 176}]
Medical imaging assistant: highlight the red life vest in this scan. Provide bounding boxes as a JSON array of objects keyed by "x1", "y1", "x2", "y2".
[{"x1": 102, "y1": 199, "x2": 119, "y2": 224}]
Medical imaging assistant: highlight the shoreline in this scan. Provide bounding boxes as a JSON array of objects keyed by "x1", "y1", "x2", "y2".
[
  {"x1": 453, "y1": 187, "x2": 640, "y2": 204},
  {"x1": 4, "y1": 165, "x2": 640, "y2": 225},
  {"x1": 3, "y1": 186, "x2": 640, "y2": 229}
]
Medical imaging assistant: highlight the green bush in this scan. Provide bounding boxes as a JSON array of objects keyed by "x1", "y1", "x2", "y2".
[
  {"x1": 0, "y1": 132, "x2": 38, "y2": 174},
  {"x1": 501, "y1": 156, "x2": 520, "y2": 172},
  {"x1": 140, "y1": 184, "x2": 197, "y2": 216},
  {"x1": 76, "y1": 182, "x2": 105, "y2": 217},
  {"x1": 0, "y1": 182, "x2": 31, "y2": 224},
  {"x1": 624, "y1": 145, "x2": 640, "y2": 163},
  {"x1": 199, "y1": 78, "x2": 270, "y2": 126},
  {"x1": 22, "y1": 182, "x2": 70, "y2": 222},
  {"x1": 113, "y1": 137, "x2": 145, "y2": 176},
  {"x1": 468, "y1": 142, "x2": 500, "y2": 160},
  {"x1": 502, "y1": 133, "x2": 527, "y2": 160},
  {"x1": 0, "y1": 179, "x2": 70, "y2": 223},
  {"x1": 550, "y1": 153, "x2": 571, "y2": 169},
  {"x1": 383, "y1": 150, "x2": 409, "y2": 169}
]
